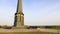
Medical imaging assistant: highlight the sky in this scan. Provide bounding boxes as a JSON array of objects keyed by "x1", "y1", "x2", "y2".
[{"x1": 0, "y1": 0, "x2": 60, "y2": 26}]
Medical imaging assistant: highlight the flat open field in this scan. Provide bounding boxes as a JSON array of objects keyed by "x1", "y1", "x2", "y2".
[
  {"x1": 0, "y1": 28, "x2": 59, "y2": 34},
  {"x1": 0, "y1": 28, "x2": 59, "y2": 33},
  {"x1": 0, "y1": 32, "x2": 57, "y2": 34},
  {"x1": 45, "y1": 27, "x2": 60, "y2": 30}
]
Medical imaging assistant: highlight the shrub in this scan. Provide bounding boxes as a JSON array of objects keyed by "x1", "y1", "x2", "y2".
[
  {"x1": 0, "y1": 26, "x2": 1, "y2": 28},
  {"x1": 2, "y1": 25, "x2": 12, "y2": 29}
]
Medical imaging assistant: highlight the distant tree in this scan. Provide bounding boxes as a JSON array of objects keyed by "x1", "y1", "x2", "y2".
[
  {"x1": 2, "y1": 25, "x2": 7, "y2": 28},
  {"x1": 0, "y1": 25, "x2": 2, "y2": 28},
  {"x1": 2, "y1": 25, "x2": 12, "y2": 29},
  {"x1": 45, "y1": 26, "x2": 52, "y2": 28}
]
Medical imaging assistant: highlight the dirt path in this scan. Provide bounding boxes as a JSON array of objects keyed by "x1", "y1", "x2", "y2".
[{"x1": 0, "y1": 28, "x2": 59, "y2": 33}]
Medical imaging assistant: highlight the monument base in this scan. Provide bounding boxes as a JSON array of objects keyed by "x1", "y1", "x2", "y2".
[{"x1": 12, "y1": 26, "x2": 27, "y2": 29}]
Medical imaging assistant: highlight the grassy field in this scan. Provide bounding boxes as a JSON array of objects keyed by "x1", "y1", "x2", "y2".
[
  {"x1": 45, "y1": 27, "x2": 60, "y2": 30},
  {"x1": 0, "y1": 32, "x2": 57, "y2": 34}
]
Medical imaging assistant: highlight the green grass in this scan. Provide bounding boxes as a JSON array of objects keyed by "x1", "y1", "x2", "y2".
[
  {"x1": 45, "y1": 27, "x2": 60, "y2": 30},
  {"x1": 0, "y1": 32, "x2": 57, "y2": 34}
]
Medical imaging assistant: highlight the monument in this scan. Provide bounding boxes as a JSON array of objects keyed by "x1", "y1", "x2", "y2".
[
  {"x1": 13, "y1": 0, "x2": 57, "y2": 29},
  {"x1": 14, "y1": 0, "x2": 24, "y2": 28}
]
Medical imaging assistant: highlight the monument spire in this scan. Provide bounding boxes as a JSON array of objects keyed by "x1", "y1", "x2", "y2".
[
  {"x1": 17, "y1": 0, "x2": 23, "y2": 13},
  {"x1": 14, "y1": 0, "x2": 24, "y2": 28}
]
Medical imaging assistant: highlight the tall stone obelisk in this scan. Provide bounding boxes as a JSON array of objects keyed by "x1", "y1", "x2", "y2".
[{"x1": 14, "y1": 0, "x2": 24, "y2": 28}]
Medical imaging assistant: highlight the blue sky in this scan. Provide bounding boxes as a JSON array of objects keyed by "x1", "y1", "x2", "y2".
[{"x1": 0, "y1": 0, "x2": 60, "y2": 26}]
